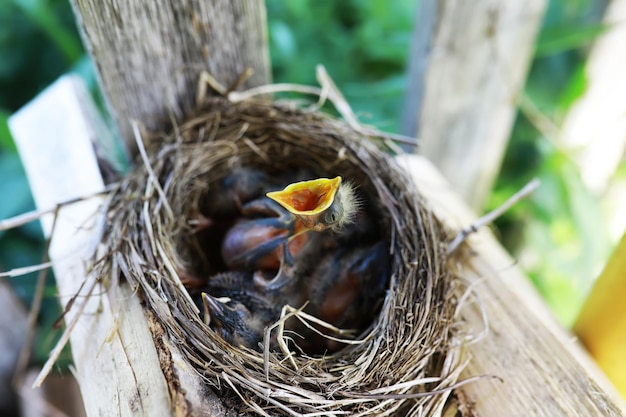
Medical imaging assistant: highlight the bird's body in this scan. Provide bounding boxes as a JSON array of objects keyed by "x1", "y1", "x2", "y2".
[
  {"x1": 290, "y1": 241, "x2": 390, "y2": 354},
  {"x1": 202, "y1": 167, "x2": 318, "y2": 220},
  {"x1": 203, "y1": 167, "x2": 274, "y2": 219},
  {"x1": 196, "y1": 173, "x2": 389, "y2": 356},
  {"x1": 201, "y1": 293, "x2": 267, "y2": 349},
  {"x1": 220, "y1": 198, "x2": 311, "y2": 271},
  {"x1": 200, "y1": 271, "x2": 283, "y2": 350}
]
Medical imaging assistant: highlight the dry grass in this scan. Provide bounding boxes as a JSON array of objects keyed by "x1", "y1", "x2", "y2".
[{"x1": 92, "y1": 90, "x2": 464, "y2": 416}]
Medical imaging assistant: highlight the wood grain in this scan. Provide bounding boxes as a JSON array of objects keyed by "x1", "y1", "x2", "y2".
[
  {"x1": 70, "y1": 0, "x2": 270, "y2": 151},
  {"x1": 403, "y1": 0, "x2": 546, "y2": 210},
  {"x1": 10, "y1": 76, "x2": 172, "y2": 417},
  {"x1": 397, "y1": 154, "x2": 626, "y2": 416}
]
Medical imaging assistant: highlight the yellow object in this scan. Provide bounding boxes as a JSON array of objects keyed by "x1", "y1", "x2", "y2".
[
  {"x1": 574, "y1": 232, "x2": 626, "y2": 397},
  {"x1": 267, "y1": 176, "x2": 342, "y2": 215}
]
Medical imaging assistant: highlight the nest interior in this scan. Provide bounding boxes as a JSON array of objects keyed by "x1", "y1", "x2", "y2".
[{"x1": 97, "y1": 96, "x2": 461, "y2": 416}]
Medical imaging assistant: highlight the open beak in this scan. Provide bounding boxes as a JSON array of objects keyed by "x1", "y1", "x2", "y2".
[
  {"x1": 201, "y1": 292, "x2": 228, "y2": 326},
  {"x1": 266, "y1": 176, "x2": 342, "y2": 218}
]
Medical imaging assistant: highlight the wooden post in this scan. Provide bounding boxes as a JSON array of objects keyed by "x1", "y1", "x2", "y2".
[
  {"x1": 9, "y1": 76, "x2": 172, "y2": 417},
  {"x1": 9, "y1": 75, "x2": 233, "y2": 417},
  {"x1": 397, "y1": 154, "x2": 626, "y2": 416},
  {"x1": 403, "y1": 0, "x2": 546, "y2": 211},
  {"x1": 70, "y1": 0, "x2": 270, "y2": 151}
]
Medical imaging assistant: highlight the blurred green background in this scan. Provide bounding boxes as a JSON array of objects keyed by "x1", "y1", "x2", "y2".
[{"x1": 0, "y1": 0, "x2": 623, "y2": 366}]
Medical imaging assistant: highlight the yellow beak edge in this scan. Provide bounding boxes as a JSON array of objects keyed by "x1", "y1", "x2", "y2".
[{"x1": 266, "y1": 176, "x2": 342, "y2": 215}]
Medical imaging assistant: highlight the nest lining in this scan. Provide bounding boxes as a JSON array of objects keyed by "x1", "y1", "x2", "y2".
[{"x1": 95, "y1": 95, "x2": 462, "y2": 416}]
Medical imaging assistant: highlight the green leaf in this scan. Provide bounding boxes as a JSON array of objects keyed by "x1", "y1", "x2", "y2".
[
  {"x1": 0, "y1": 152, "x2": 34, "y2": 222},
  {"x1": 536, "y1": 23, "x2": 607, "y2": 56},
  {"x1": 0, "y1": 109, "x2": 17, "y2": 152},
  {"x1": 558, "y1": 62, "x2": 588, "y2": 110},
  {"x1": 12, "y1": 0, "x2": 83, "y2": 64}
]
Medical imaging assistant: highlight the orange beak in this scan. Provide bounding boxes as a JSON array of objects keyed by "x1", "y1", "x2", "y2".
[
  {"x1": 266, "y1": 176, "x2": 342, "y2": 216},
  {"x1": 267, "y1": 177, "x2": 345, "y2": 233}
]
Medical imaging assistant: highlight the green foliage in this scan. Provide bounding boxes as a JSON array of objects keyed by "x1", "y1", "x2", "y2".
[
  {"x1": 267, "y1": 0, "x2": 416, "y2": 132},
  {"x1": 0, "y1": 110, "x2": 16, "y2": 152},
  {"x1": 489, "y1": 0, "x2": 616, "y2": 325},
  {"x1": 536, "y1": 23, "x2": 606, "y2": 57}
]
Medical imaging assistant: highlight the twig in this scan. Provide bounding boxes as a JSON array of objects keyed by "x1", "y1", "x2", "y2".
[
  {"x1": 0, "y1": 261, "x2": 54, "y2": 278},
  {"x1": 12, "y1": 205, "x2": 59, "y2": 389},
  {"x1": 0, "y1": 184, "x2": 116, "y2": 232},
  {"x1": 229, "y1": 83, "x2": 324, "y2": 102},
  {"x1": 131, "y1": 120, "x2": 174, "y2": 220},
  {"x1": 447, "y1": 178, "x2": 540, "y2": 254},
  {"x1": 339, "y1": 375, "x2": 502, "y2": 400},
  {"x1": 315, "y1": 65, "x2": 418, "y2": 147},
  {"x1": 32, "y1": 277, "x2": 98, "y2": 388}
]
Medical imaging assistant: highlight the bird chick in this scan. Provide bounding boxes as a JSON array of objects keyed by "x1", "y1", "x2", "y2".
[
  {"x1": 201, "y1": 293, "x2": 269, "y2": 349},
  {"x1": 220, "y1": 195, "x2": 310, "y2": 271},
  {"x1": 200, "y1": 271, "x2": 283, "y2": 350},
  {"x1": 291, "y1": 240, "x2": 390, "y2": 354},
  {"x1": 221, "y1": 176, "x2": 359, "y2": 289},
  {"x1": 204, "y1": 167, "x2": 274, "y2": 219},
  {"x1": 200, "y1": 167, "x2": 318, "y2": 222},
  {"x1": 266, "y1": 176, "x2": 359, "y2": 232},
  {"x1": 220, "y1": 177, "x2": 358, "y2": 289}
]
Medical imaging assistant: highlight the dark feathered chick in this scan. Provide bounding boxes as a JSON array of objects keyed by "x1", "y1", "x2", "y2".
[
  {"x1": 289, "y1": 240, "x2": 390, "y2": 354},
  {"x1": 200, "y1": 271, "x2": 282, "y2": 350}
]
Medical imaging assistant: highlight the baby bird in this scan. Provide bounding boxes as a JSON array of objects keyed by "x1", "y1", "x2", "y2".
[
  {"x1": 201, "y1": 293, "x2": 267, "y2": 349},
  {"x1": 291, "y1": 240, "x2": 390, "y2": 354},
  {"x1": 220, "y1": 177, "x2": 360, "y2": 290},
  {"x1": 200, "y1": 271, "x2": 282, "y2": 350},
  {"x1": 266, "y1": 176, "x2": 359, "y2": 233},
  {"x1": 195, "y1": 167, "x2": 318, "y2": 226},
  {"x1": 220, "y1": 197, "x2": 310, "y2": 271},
  {"x1": 204, "y1": 167, "x2": 274, "y2": 219}
]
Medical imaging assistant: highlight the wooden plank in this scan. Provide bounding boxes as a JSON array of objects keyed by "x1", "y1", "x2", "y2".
[
  {"x1": 69, "y1": 0, "x2": 270, "y2": 151},
  {"x1": 403, "y1": 0, "x2": 546, "y2": 210},
  {"x1": 9, "y1": 76, "x2": 172, "y2": 417},
  {"x1": 396, "y1": 154, "x2": 626, "y2": 416}
]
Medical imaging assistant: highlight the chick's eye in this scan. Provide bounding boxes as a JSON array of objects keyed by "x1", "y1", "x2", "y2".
[{"x1": 325, "y1": 208, "x2": 340, "y2": 224}]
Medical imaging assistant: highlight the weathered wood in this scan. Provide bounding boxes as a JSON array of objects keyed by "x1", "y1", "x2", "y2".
[
  {"x1": 403, "y1": 0, "x2": 546, "y2": 210},
  {"x1": 9, "y1": 76, "x2": 172, "y2": 417},
  {"x1": 397, "y1": 154, "x2": 626, "y2": 416},
  {"x1": 70, "y1": 0, "x2": 270, "y2": 151}
]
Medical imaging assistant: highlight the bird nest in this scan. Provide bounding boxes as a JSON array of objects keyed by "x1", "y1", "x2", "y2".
[{"x1": 93, "y1": 86, "x2": 464, "y2": 416}]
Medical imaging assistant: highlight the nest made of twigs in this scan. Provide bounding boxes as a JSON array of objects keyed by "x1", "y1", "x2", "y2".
[{"x1": 94, "y1": 88, "x2": 463, "y2": 416}]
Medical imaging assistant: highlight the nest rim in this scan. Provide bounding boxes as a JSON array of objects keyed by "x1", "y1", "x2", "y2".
[{"x1": 96, "y1": 94, "x2": 462, "y2": 416}]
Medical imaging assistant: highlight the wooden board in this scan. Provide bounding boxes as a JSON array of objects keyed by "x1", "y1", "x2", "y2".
[
  {"x1": 397, "y1": 154, "x2": 626, "y2": 416},
  {"x1": 9, "y1": 75, "x2": 173, "y2": 417},
  {"x1": 403, "y1": 0, "x2": 546, "y2": 210},
  {"x1": 70, "y1": 0, "x2": 270, "y2": 151}
]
